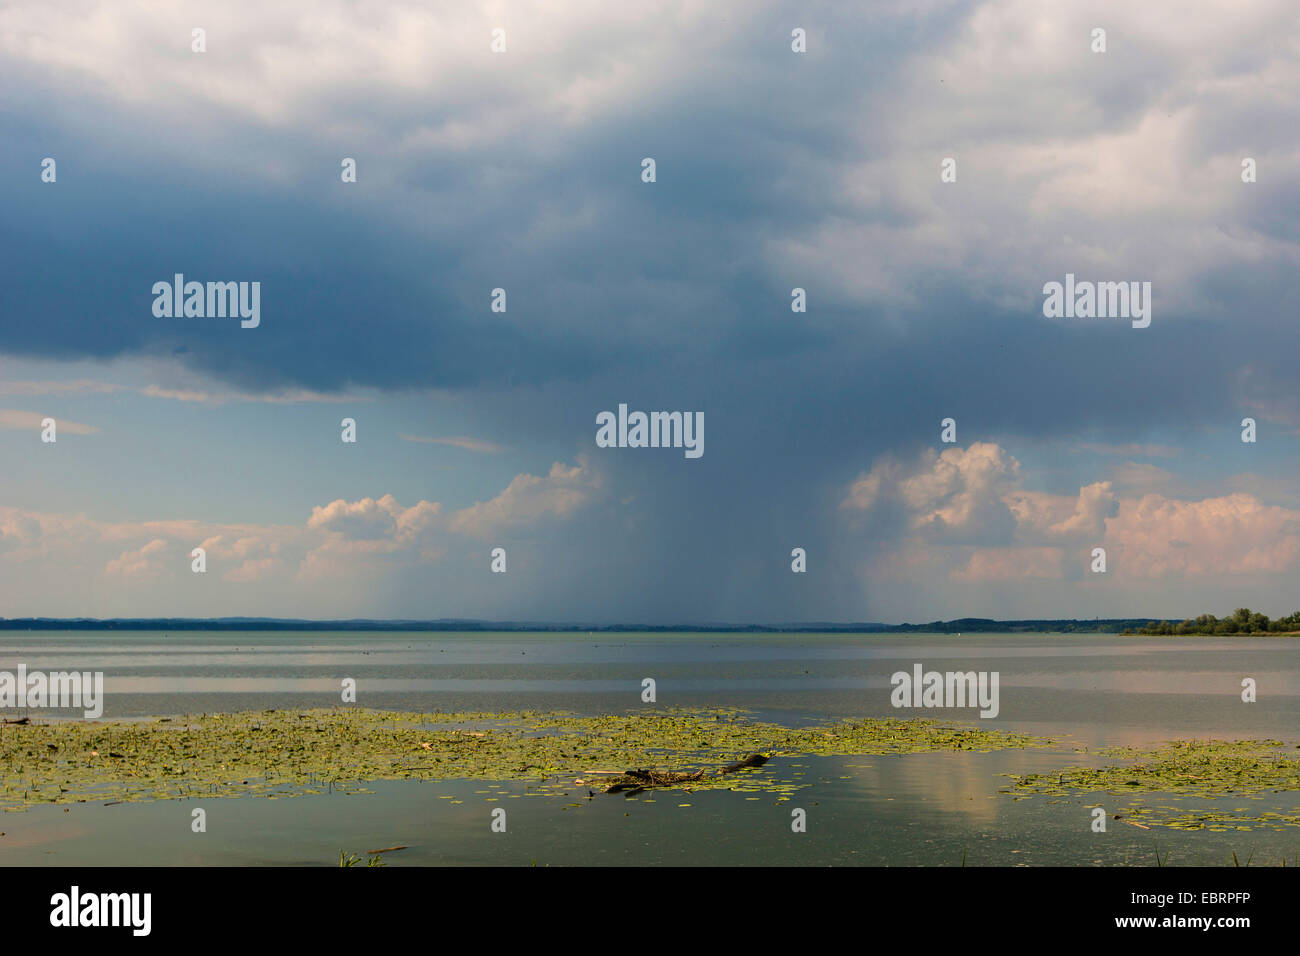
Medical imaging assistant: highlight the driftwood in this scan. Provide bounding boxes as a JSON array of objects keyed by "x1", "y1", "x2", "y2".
[
  {"x1": 603, "y1": 769, "x2": 704, "y2": 793},
  {"x1": 602, "y1": 754, "x2": 769, "y2": 794}
]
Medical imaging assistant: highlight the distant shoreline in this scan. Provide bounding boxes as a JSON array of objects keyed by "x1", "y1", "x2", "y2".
[{"x1": 0, "y1": 616, "x2": 1183, "y2": 634}]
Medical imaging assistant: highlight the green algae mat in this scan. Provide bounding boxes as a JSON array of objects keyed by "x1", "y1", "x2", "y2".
[
  {"x1": 15, "y1": 708, "x2": 1300, "y2": 831},
  {"x1": 1004, "y1": 738, "x2": 1300, "y2": 831},
  {"x1": 1, "y1": 707, "x2": 1047, "y2": 810}
]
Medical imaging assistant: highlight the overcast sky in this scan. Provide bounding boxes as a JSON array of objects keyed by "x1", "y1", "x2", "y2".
[{"x1": 2, "y1": 0, "x2": 1299, "y2": 623}]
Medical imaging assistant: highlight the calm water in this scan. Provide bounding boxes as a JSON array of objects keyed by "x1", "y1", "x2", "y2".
[{"x1": 3, "y1": 630, "x2": 1299, "y2": 866}]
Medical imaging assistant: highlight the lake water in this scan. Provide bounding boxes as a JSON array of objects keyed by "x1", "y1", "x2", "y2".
[{"x1": 3, "y1": 630, "x2": 1299, "y2": 866}]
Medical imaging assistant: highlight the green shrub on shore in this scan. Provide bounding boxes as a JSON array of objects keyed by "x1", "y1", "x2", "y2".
[{"x1": 1128, "y1": 608, "x2": 1300, "y2": 635}]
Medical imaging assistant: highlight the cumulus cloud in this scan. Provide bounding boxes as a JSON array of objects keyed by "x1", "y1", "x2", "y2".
[
  {"x1": 0, "y1": 459, "x2": 599, "y2": 603},
  {"x1": 1110, "y1": 493, "x2": 1300, "y2": 578},
  {"x1": 843, "y1": 442, "x2": 1021, "y2": 544},
  {"x1": 843, "y1": 442, "x2": 1300, "y2": 587},
  {"x1": 301, "y1": 458, "x2": 600, "y2": 571},
  {"x1": 308, "y1": 495, "x2": 413, "y2": 541},
  {"x1": 953, "y1": 547, "x2": 1065, "y2": 582},
  {"x1": 104, "y1": 538, "x2": 169, "y2": 579},
  {"x1": 449, "y1": 459, "x2": 600, "y2": 538},
  {"x1": 1018, "y1": 482, "x2": 1119, "y2": 540},
  {"x1": 223, "y1": 556, "x2": 282, "y2": 583}
]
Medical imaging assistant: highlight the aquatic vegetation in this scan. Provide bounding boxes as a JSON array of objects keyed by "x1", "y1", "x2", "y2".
[
  {"x1": 1003, "y1": 738, "x2": 1300, "y2": 830},
  {"x1": 338, "y1": 850, "x2": 385, "y2": 867},
  {"x1": 0, "y1": 706, "x2": 1050, "y2": 810}
]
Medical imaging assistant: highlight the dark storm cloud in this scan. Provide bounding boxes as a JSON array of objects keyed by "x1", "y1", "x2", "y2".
[
  {"x1": 2, "y1": 2, "x2": 1295, "y2": 415},
  {"x1": 3, "y1": 0, "x2": 1300, "y2": 622}
]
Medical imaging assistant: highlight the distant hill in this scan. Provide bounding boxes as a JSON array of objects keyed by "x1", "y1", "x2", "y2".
[{"x1": 0, "y1": 616, "x2": 1169, "y2": 633}]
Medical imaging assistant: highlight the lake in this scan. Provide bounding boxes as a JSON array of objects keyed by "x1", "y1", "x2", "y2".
[{"x1": 2, "y1": 630, "x2": 1298, "y2": 866}]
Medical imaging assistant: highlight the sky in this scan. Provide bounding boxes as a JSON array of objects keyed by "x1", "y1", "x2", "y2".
[{"x1": 2, "y1": 0, "x2": 1299, "y2": 624}]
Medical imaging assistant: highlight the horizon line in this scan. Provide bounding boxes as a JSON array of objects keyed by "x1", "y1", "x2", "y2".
[{"x1": 0, "y1": 615, "x2": 1172, "y2": 633}]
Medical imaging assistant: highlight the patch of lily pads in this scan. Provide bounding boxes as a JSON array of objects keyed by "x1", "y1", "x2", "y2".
[
  {"x1": 1002, "y1": 738, "x2": 1300, "y2": 830},
  {"x1": 0, "y1": 706, "x2": 1050, "y2": 810}
]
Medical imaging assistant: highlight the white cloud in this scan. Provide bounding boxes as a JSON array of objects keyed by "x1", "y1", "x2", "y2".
[
  {"x1": 0, "y1": 409, "x2": 97, "y2": 434},
  {"x1": 399, "y1": 434, "x2": 506, "y2": 454},
  {"x1": 843, "y1": 442, "x2": 1020, "y2": 543},
  {"x1": 449, "y1": 458, "x2": 601, "y2": 538},
  {"x1": 104, "y1": 538, "x2": 169, "y2": 579},
  {"x1": 0, "y1": 458, "x2": 600, "y2": 603},
  {"x1": 843, "y1": 442, "x2": 1300, "y2": 584}
]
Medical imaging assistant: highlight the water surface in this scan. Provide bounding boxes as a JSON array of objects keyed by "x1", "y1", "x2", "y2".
[{"x1": 3, "y1": 631, "x2": 1296, "y2": 865}]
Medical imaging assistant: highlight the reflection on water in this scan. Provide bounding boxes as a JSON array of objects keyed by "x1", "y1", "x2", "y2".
[{"x1": 3, "y1": 631, "x2": 1299, "y2": 865}]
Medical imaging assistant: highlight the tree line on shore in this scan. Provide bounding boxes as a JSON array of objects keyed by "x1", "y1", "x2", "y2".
[{"x1": 1129, "y1": 608, "x2": 1300, "y2": 635}]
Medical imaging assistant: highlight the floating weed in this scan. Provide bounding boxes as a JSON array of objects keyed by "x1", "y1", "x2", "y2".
[
  {"x1": 1004, "y1": 738, "x2": 1300, "y2": 830},
  {"x1": 0, "y1": 707, "x2": 1051, "y2": 811}
]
